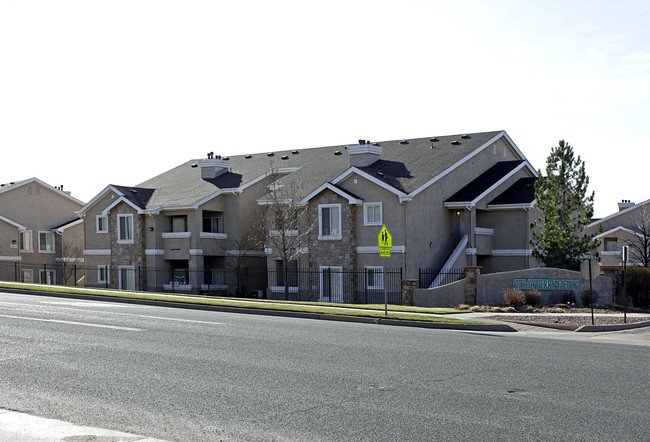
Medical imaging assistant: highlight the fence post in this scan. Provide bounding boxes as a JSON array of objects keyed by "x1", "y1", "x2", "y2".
[
  {"x1": 14, "y1": 261, "x2": 18, "y2": 282},
  {"x1": 463, "y1": 266, "x2": 482, "y2": 305},
  {"x1": 401, "y1": 279, "x2": 417, "y2": 306},
  {"x1": 105, "y1": 265, "x2": 109, "y2": 289},
  {"x1": 171, "y1": 266, "x2": 175, "y2": 294},
  {"x1": 74, "y1": 264, "x2": 77, "y2": 286}
]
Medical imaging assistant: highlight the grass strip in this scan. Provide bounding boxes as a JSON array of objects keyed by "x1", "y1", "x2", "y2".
[{"x1": 0, "y1": 281, "x2": 481, "y2": 324}]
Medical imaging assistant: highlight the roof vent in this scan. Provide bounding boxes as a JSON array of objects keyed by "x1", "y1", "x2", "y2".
[
  {"x1": 191, "y1": 163, "x2": 198, "y2": 168},
  {"x1": 358, "y1": 139, "x2": 366, "y2": 145},
  {"x1": 292, "y1": 150, "x2": 299, "y2": 155},
  {"x1": 451, "y1": 140, "x2": 461, "y2": 145},
  {"x1": 376, "y1": 171, "x2": 384, "y2": 177},
  {"x1": 130, "y1": 189, "x2": 137, "y2": 193},
  {"x1": 334, "y1": 151, "x2": 342, "y2": 156},
  {"x1": 245, "y1": 154, "x2": 252, "y2": 159},
  {"x1": 281, "y1": 155, "x2": 289, "y2": 160},
  {"x1": 461, "y1": 134, "x2": 471, "y2": 139},
  {"x1": 400, "y1": 140, "x2": 409, "y2": 145},
  {"x1": 429, "y1": 137, "x2": 439, "y2": 142},
  {"x1": 267, "y1": 152, "x2": 274, "y2": 157}
]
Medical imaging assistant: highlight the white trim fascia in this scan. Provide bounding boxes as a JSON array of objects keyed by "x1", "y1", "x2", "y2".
[
  {"x1": 492, "y1": 249, "x2": 533, "y2": 257},
  {"x1": 238, "y1": 170, "x2": 275, "y2": 193},
  {"x1": 474, "y1": 227, "x2": 494, "y2": 235},
  {"x1": 600, "y1": 250, "x2": 621, "y2": 256},
  {"x1": 356, "y1": 245, "x2": 406, "y2": 254},
  {"x1": 190, "y1": 249, "x2": 203, "y2": 256},
  {"x1": 225, "y1": 250, "x2": 265, "y2": 257},
  {"x1": 56, "y1": 257, "x2": 84, "y2": 263},
  {"x1": 84, "y1": 249, "x2": 111, "y2": 256},
  {"x1": 55, "y1": 218, "x2": 84, "y2": 233},
  {"x1": 487, "y1": 203, "x2": 535, "y2": 211},
  {"x1": 595, "y1": 226, "x2": 644, "y2": 239},
  {"x1": 0, "y1": 256, "x2": 21, "y2": 262},
  {"x1": 466, "y1": 248, "x2": 477, "y2": 255},
  {"x1": 0, "y1": 215, "x2": 26, "y2": 230},
  {"x1": 587, "y1": 198, "x2": 650, "y2": 229},
  {"x1": 102, "y1": 196, "x2": 144, "y2": 215},
  {"x1": 200, "y1": 232, "x2": 228, "y2": 240},
  {"x1": 0, "y1": 177, "x2": 85, "y2": 205},
  {"x1": 409, "y1": 132, "x2": 507, "y2": 198},
  {"x1": 270, "y1": 230, "x2": 298, "y2": 237},
  {"x1": 145, "y1": 249, "x2": 165, "y2": 256},
  {"x1": 331, "y1": 167, "x2": 408, "y2": 199},
  {"x1": 257, "y1": 198, "x2": 297, "y2": 206},
  {"x1": 501, "y1": 132, "x2": 537, "y2": 176},
  {"x1": 270, "y1": 286, "x2": 299, "y2": 294},
  {"x1": 162, "y1": 232, "x2": 191, "y2": 239},
  {"x1": 78, "y1": 185, "x2": 126, "y2": 216},
  {"x1": 300, "y1": 182, "x2": 364, "y2": 205}
]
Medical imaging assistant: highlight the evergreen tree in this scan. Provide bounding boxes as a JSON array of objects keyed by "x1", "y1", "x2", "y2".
[{"x1": 531, "y1": 140, "x2": 598, "y2": 270}]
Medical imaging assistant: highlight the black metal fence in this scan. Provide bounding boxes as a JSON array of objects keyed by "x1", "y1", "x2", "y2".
[
  {"x1": 0, "y1": 262, "x2": 404, "y2": 305},
  {"x1": 418, "y1": 268, "x2": 466, "y2": 288}
]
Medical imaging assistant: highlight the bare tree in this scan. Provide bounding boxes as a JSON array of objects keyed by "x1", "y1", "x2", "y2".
[
  {"x1": 59, "y1": 240, "x2": 84, "y2": 285},
  {"x1": 221, "y1": 225, "x2": 265, "y2": 296},
  {"x1": 625, "y1": 204, "x2": 650, "y2": 267},
  {"x1": 254, "y1": 179, "x2": 317, "y2": 300}
]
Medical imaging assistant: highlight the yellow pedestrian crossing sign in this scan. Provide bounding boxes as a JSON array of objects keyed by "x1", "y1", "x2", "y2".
[{"x1": 378, "y1": 225, "x2": 392, "y2": 257}]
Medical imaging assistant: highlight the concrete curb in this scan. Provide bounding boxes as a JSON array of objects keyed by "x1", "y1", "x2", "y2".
[
  {"x1": 575, "y1": 321, "x2": 650, "y2": 332},
  {"x1": 0, "y1": 287, "x2": 516, "y2": 332}
]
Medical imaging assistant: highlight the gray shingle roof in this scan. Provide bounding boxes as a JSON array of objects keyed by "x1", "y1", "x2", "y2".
[
  {"x1": 135, "y1": 130, "x2": 506, "y2": 209},
  {"x1": 488, "y1": 177, "x2": 537, "y2": 205},
  {"x1": 445, "y1": 160, "x2": 524, "y2": 203}
]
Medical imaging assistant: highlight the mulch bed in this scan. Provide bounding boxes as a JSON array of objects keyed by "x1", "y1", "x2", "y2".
[{"x1": 486, "y1": 314, "x2": 650, "y2": 331}]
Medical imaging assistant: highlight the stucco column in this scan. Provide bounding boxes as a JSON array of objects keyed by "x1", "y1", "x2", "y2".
[
  {"x1": 464, "y1": 266, "x2": 482, "y2": 305},
  {"x1": 401, "y1": 279, "x2": 418, "y2": 306},
  {"x1": 469, "y1": 209, "x2": 477, "y2": 266}
]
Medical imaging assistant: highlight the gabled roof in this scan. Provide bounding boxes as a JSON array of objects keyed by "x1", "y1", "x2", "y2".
[
  {"x1": 0, "y1": 215, "x2": 26, "y2": 230},
  {"x1": 52, "y1": 218, "x2": 84, "y2": 232},
  {"x1": 131, "y1": 130, "x2": 518, "y2": 210},
  {"x1": 444, "y1": 160, "x2": 526, "y2": 206},
  {"x1": 587, "y1": 198, "x2": 650, "y2": 229},
  {"x1": 0, "y1": 177, "x2": 84, "y2": 205},
  {"x1": 595, "y1": 225, "x2": 644, "y2": 239},
  {"x1": 488, "y1": 177, "x2": 537, "y2": 207}
]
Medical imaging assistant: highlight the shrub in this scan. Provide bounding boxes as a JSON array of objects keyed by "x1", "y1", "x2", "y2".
[
  {"x1": 504, "y1": 289, "x2": 525, "y2": 308},
  {"x1": 553, "y1": 303, "x2": 572, "y2": 310},
  {"x1": 456, "y1": 304, "x2": 472, "y2": 310},
  {"x1": 469, "y1": 306, "x2": 481, "y2": 312},
  {"x1": 524, "y1": 289, "x2": 542, "y2": 307},
  {"x1": 580, "y1": 289, "x2": 599, "y2": 307}
]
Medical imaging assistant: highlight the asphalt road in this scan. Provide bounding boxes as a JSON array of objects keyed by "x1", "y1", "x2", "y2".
[{"x1": 0, "y1": 291, "x2": 648, "y2": 441}]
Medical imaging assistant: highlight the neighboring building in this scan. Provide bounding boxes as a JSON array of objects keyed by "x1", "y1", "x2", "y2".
[
  {"x1": 78, "y1": 130, "x2": 539, "y2": 300},
  {"x1": 0, "y1": 178, "x2": 84, "y2": 285},
  {"x1": 585, "y1": 199, "x2": 650, "y2": 272}
]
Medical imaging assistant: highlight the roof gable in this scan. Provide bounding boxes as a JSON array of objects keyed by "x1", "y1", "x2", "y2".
[{"x1": 0, "y1": 177, "x2": 84, "y2": 205}]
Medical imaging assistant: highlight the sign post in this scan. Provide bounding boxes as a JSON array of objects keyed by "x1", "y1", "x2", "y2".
[
  {"x1": 378, "y1": 225, "x2": 392, "y2": 316},
  {"x1": 582, "y1": 253, "x2": 597, "y2": 325}
]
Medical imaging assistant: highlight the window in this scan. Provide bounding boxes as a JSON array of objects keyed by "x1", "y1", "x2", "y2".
[
  {"x1": 364, "y1": 203, "x2": 382, "y2": 226},
  {"x1": 96, "y1": 215, "x2": 108, "y2": 233},
  {"x1": 320, "y1": 266, "x2": 343, "y2": 302},
  {"x1": 319, "y1": 204, "x2": 341, "y2": 239},
  {"x1": 365, "y1": 266, "x2": 384, "y2": 290},
  {"x1": 21, "y1": 270, "x2": 33, "y2": 283},
  {"x1": 171, "y1": 216, "x2": 188, "y2": 233},
  {"x1": 604, "y1": 238, "x2": 618, "y2": 252},
  {"x1": 19, "y1": 230, "x2": 33, "y2": 252},
  {"x1": 38, "y1": 231, "x2": 55, "y2": 252},
  {"x1": 40, "y1": 270, "x2": 56, "y2": 284},
  {"x1": 274, "y1": 260, "x2": 298, "y2": 287},
  {"x1": 202, "y1": 212, "x2": 224, "y2": 233},
  {"x1": 118, "y1": 214, "x2": 134, "y2": 243},
  {"x1": 205, "y1": 268, "x2": 225, "y2": 285},
  {"x1": 98, "y1": 266, "x2": 109, "y2": 284},
  {"x1": 119, "y1": 266, "x2": 135, "y2": 290}
]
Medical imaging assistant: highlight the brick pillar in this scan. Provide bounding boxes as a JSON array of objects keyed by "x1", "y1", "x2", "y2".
[
  {"x1": 401, "y1": 279, "x2": 418, "y2": 306},
  {"x1": 463, "y1": 266, "x2": 482, "y2": 305}
]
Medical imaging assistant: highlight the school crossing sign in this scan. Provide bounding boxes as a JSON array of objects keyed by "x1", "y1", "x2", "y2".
[{"x1": 378, "y1": 225, "x2": 392, "y2": 257}]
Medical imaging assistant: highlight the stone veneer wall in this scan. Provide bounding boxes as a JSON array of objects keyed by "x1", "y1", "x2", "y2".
[
  {"x1": 109, "y1": 203, "x2": 147, "y2": 289},
  {"x1": 307, "y1": 190, "x2": 357, "y2": 301}
]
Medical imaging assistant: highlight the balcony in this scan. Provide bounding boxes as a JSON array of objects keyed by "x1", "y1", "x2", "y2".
[
  {"x1": 162, "y1": 232, "x2": 191, "y2": 260},
  {"x1": 474, "y1": 227, "x2": 494, "y2": 256},
  {"x1": 600, "y1": 251, "x2": 621, "y2": 268}
]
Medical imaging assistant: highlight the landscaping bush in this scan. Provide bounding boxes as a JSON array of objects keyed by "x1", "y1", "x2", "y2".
[
  {"x1": 504, "y1": 289, "x2": 525, "y2": 308},
  {"x1": 580, "y1": 289, "x2": 599, "y2": 307},
  {"x1": 524, "y1": 289, "x2": 542, "y2": 307}
]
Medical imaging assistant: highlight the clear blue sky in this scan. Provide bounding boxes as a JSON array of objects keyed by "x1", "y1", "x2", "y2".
[{"x1": 1, "y1": 0, "x2": 649, "y2": 218}]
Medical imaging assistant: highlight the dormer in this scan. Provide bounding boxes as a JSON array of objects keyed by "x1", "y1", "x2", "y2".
[
  {"x1": 348, "y1": 141, "x2": 382, "y2": 167},
  {"x1": 199, "y1": 152, "x2": 230, "y2": 179}
]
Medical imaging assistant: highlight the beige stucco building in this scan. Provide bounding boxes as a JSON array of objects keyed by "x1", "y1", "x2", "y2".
[
  {"x1": 77, "y1": 130, "x2": 540, "y2": 301},
  {"x1": 0, "y1": 178, "x2": 84, "y2": 285}
]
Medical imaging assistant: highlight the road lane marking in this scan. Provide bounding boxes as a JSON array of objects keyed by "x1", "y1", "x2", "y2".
[{"x1": 0, "y1": 313, "x2": 145, "y2": 331}]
